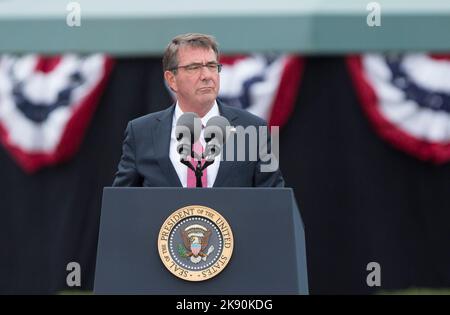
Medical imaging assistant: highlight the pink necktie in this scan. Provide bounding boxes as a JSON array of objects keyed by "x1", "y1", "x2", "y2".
[{"x1": 187, "y1": 141, "x2": 207, "y2": 188}]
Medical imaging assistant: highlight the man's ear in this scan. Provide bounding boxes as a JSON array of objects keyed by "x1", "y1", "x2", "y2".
[{"x1": 164, "y1": 70, "x2": 177, "y2": 93}]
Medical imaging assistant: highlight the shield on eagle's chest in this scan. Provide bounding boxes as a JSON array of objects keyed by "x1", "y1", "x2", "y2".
[{"x1": 191, "y1": 243, "x2": 201, "y2": 256}]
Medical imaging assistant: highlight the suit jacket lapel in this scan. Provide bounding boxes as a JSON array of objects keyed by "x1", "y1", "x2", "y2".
[
  {"x1": 154, "y1": 105, "x2": 183, "y2": 187},
  {"x1": 213, "y1": 101, "x2": 238, "y2": 187}
]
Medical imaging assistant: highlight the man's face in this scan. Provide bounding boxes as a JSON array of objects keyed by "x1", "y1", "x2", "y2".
[{"x1": 165, "y1": 46, "x2": 220, "y2": 109}]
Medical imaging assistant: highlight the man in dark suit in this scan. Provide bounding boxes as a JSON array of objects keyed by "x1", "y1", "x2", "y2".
[{"x1": 113, "y1": 33, "x2": 284, "y2": 188}]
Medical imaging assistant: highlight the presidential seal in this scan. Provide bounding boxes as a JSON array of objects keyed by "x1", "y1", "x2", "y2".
[{"x1": 158, "y1": 205, "x2": 234, "y2": 281}]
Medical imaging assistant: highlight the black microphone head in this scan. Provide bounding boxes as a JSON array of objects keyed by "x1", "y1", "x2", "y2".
[
  {"x1": 204, "y1": 115, "x2": 231, "y2": 144},
  {"x1": 175, "y1": 112, "x2": 201, "y2": 144}
]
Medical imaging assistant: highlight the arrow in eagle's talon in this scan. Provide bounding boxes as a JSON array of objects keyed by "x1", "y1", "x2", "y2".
[{"x1": 202, "y1": 245, "x2": 215, "y2": 261}]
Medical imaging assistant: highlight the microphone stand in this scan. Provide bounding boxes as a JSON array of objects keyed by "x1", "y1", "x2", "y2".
[{"x1": 180, "y1": 152, "x2": 215, "y2": 188}]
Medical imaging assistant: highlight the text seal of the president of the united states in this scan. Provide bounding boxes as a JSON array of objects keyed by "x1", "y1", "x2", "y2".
[{"x1": 158, "y1": 205, "x2": 234, "y2": 281}]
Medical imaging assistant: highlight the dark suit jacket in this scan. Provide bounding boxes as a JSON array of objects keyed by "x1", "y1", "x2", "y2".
[{"x1": 112, "y1": 102, "x2": 285, "y2": 187}]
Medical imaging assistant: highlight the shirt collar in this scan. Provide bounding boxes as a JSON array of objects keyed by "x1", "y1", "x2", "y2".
[{"x1": 173, "y1": 100, "x2": 219, "y2": 127}]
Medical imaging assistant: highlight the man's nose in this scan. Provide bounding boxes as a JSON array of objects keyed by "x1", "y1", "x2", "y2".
[{"x1": 199, "y1": 65, "x2": 213, "y2": 79}]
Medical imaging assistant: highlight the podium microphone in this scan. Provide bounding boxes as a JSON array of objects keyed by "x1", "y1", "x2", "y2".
[
  {"x1": 175, "y1": 112, "x2": 201, "y2": 161},
  {"x1": 204, "y1": 115, "x2": 231, "y2": 162},
  {"x1": 175, "y1": 113, "x2": 230, "y2": 188},
  {"x1": 175, "y1": 112, "x2": 205, "y2": 187}
]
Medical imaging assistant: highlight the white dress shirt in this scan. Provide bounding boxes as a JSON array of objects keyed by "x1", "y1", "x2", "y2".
[{"x1": 169, "y1": 101, "x2": 221, "y2": 187}]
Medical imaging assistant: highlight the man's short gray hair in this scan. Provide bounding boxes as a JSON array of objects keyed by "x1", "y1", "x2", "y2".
[{"x1": 163, "y1": 33, "x2": 219, "y2": 73}]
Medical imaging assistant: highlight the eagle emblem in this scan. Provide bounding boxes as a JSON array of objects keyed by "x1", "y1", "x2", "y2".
[{"x1": 178, "y1": 224, "x2": 215, "y2": 264}]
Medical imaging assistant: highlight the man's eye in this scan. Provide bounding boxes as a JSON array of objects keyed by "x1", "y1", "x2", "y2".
[
  {"x1": 186, "y1": 65, "x2": 201, "y2": 71},
  {"x1": 207, "y1": 64, "x2": 217, "y2": 70}
]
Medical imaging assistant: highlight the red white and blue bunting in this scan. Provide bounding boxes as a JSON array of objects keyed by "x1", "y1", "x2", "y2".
[
  {"x1": 219, "y1": 54, "x2": 304, "y2": 128},
  {"x1": 348, "y1": 54, "x2": 450, "y2": 164},
  {"x1": 0, "y1": 54, "x2": 113, "y2": 173}
]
